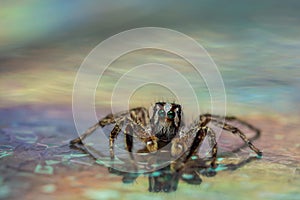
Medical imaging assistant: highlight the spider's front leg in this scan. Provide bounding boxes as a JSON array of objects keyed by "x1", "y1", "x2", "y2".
[
  {"x1": 206, "y1": 128, "x2": 218, "y2": 168},
  {"x1": 108, "y1": 123, "x2": 122, "y2": 159},
  {"x1": 171, "y1": 114, "x2": 218, "y2": 169},
  {"x1": 171, "y1": 124, "x2": 218, "y2": 172},
  {"x1": 184, "y1": 126, "x2": 218, "y2": 167},
  {"x1": 70, "y1": 107, "x2": 149, "y2": 146}
]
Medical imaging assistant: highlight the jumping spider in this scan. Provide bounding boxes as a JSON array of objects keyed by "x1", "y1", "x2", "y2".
[{"x1": 70, "y1": 102, "x2": 262, "y2": 170}]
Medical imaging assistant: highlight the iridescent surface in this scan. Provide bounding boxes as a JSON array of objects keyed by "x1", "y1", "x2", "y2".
[{"x1": 1, "y1": 1, "x2": 300, "y2": 199}]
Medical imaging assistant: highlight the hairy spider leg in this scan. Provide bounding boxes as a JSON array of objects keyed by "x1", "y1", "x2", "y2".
[
  {"x1": 124, "y1": 123, "x2": 139, "y2": 170},
  {"x1": 70, "y1": 114, "x2": 116, "y2": 145},
  {"x1": 109, "y1": 123, "x2": 122, "y2": 159},
  {"x1": 124, "y1": 124, "x2": 134, "y2": 153},
  {"x1": 70, "y1": 107, "x2": 149, "y2": 145},
  {"x1": 181, "y1": 127, "x2": 207, "y2": 163},
  {"x1": 175, "y1": 115, "x2": 218, "y2": 170},
  {"x1": 70, "y1": 107, "x2": 154, "y2": 172},
  {"x1": 109, "y1": 122, "x2": 138, "y2": 171},
  {"x1": 183, "y1": 116, "x2": 217, "y2": 163},
  {"x1": 200, "y1": 114, "x2": 262, "y2": 156},
  {"x1": 69, "y1": 122, "x2": 100, "y2": 145},
  {"x1": 202, "y1": 114, "x2": 261, "y2": 140},
  {"x1": 170, "y1": 128, "x2": 205, "y2": 173},
  {"x1": 211, "y1": 120, "x2": 263, "y2": 156},
  {"x1": 206, "y1": 127, "x2": 218, "y2": 168}
]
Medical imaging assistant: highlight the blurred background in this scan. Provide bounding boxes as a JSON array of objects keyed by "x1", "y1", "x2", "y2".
[
  {"x1": 1, "y1": 0, "x2": 300, "y2": 115},
  {"x1": 0, "y1": 1, "x2": 299, "y2": 199}
]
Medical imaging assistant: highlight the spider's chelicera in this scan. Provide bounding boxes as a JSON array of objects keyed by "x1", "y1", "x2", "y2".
[{"x1": 70, "y1": 102, "x2": 262, "y2": 170}]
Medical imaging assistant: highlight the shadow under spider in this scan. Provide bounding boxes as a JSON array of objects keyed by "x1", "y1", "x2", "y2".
[{"x1": 70, "y1": 144, "x2": 261, "y2": 193}]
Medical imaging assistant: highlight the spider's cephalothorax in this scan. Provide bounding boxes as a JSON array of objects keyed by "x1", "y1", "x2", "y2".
[{"x1": 150, "y1": 102, "x2": 182, "y2": 144}]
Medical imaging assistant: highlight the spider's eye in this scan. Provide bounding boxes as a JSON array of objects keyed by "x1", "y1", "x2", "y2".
[
  {"x1": 167, "y1": 111, "x2": 175, "y2": 119},
  {"x1": 158, "y1": 109, "x2": 165, "y2": 117}
]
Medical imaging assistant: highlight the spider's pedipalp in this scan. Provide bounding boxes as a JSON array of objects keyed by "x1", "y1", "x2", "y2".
[
  {"x1": 171, "y1": 137, "x2": 188, "y2": 158},
  {"x1": 145, "y1": 136, "x2": 158, "y2": 153}
]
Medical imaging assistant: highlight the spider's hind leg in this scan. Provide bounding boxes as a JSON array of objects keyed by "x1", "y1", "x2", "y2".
[
  {"x1": 70, "y1": 114, "x2": 116, "y2": 145},
  {"x1": 214, "y1": 121, "x2": 263, "y2": 156},
  {"x1": 70, "y1": 122, "x2": 100, "y2": 145},
  {"x1": 203, "y1": 114, "x2": 261, "y2": 140}
]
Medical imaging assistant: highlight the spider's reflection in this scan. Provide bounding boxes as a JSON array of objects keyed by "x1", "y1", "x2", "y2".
[
  {"x1": 70, "y1": 144, "x2": 259, "y2": 193},
  {"x1": 106, "y1": 156, "x2": 258, "y2": 192},
  {"x1": 107, "y1": 156, "x2": 214, "y2": 192}
]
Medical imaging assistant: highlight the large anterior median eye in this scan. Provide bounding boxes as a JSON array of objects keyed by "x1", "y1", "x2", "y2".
[
  {"x1": 167, "y1": 110, "x2": 175, "y2": 119},
  {"x1": 158, "y1": 109, "x2": 165, "y2": 117}
]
